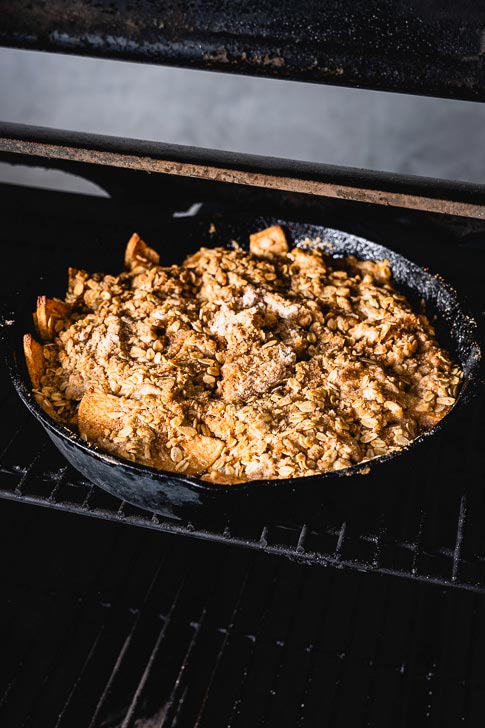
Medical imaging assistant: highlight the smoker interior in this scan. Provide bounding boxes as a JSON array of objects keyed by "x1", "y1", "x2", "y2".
[
  {"x1": 0, "y1": 167, "x2": 484, "y2": 725},
  {"x1": 3, "y1": 498, "x2": 485, "y2": 728}
]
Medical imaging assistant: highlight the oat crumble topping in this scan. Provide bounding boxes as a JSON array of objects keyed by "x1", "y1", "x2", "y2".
[{"x1": 24, "y1": 226, "x2": 462, "y2": 484}]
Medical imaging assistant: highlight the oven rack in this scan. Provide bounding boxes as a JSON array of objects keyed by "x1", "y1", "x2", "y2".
[
  {"x1": 1, "y1": 371, "x2": 484, "y2": 595},
  {"x1": 3, "y1": 497, "x2": 484, "y2": 727}
]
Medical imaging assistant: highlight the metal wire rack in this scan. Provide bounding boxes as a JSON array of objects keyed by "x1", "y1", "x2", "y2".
[
  {"x1": 1, "y1": 365, "x2": 484, "y2": 594},
  {"x1": 1, "y1": 495, "x2": 484, "y2": 727}
]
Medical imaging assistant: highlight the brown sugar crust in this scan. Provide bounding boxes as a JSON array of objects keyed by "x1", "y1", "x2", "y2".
[{"x1": 24, "y1": 226, "x2": 462, "y2": 483}]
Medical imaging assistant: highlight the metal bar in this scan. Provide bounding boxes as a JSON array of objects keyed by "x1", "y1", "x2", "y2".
[
  {"x1": 156, "y1": 603, "x2": 213, "y2": 726},
  {"x1": 296, "y1": 525, "x2": 308, "y2": 554},
  {"x1": 0, "y1": 465, "x2": 415, "y2": 556},
  {"x1": 397, "y1": 586, "x2": 428, "y2": 725},
  {"x1": 452, "y1": 492, "x2": 468, "y2": 582},
  {"x1": 359, "y1": 578, "x2": 394, "y2": 726},
  {"x1": 80, "y1": 483, "x2": 96, "y2": 510},
  {"x1": 1, "y1": 1, "x2": 485, "y2": 101},
  {"x1": 295, "y1": 569, "x2": 338, "y2": 728},
  {"x1": 120, "y1": 581, "x2": 186, "y2": 728},
  {"x1": 326, "y1": 577, "x2": 365, "y2": 726},
  {"x1": 48, "y1": 467, "x2": 69, "y2": 504},
  {"x1": 158, "y1": 560, "x2": 243, "y2": 727},
  {"x1": 13, "y1": 444, "x2": 47, "y2": 496},
  {"x1": 334, "y1": 522, "x2": 347, "y2": 561},
  {"x1": 372, "y1": 524, "x2": 387, "y2": 570},
  {"x1": 194, "y1": 562, "x2": 255, "y2": 727},
  {"x1": 428, "y1": 593, "x2": 459, "y2": 728},
  {"x1": 257, "y1": 569, "x2": 310, "y2": 726},
  {"x1": 88, "y1": 555, "x2": 172, "y2": 728},
  {"x1": 2, "y1": 122, "x2": 485, "y2": 219},
  {"x1": 226, "y1": 569, "x2": 283, "y2": 727},
  {"x1": 1, "y1": 482, "x2": 485, "y2": 594},
  {"x1": 161, "y1": 606, "x2": 211, "y2": 726},
  {"x1": 371, "y1": 487, "x2": 402, "y2": 571},
  {"x1": 411, "y1": 512, "x2": 426, "y2": 578},
  {"x1": 54, "y1": 625, "x2": 106, "y2": 728},
  {"x1": 408, "y1": 437, "x2": 445, "y2": 581},
  {"x1": 450, "y1": 405, "x2": 481, "y2": 583}
]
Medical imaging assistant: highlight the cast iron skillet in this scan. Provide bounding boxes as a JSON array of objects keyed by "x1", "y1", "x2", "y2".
[{"x1": 3, "y1": 218, "x2": 481, "y2": 526}]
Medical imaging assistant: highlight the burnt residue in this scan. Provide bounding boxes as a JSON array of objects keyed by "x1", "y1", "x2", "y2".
[
  {"x1": 1, "y1": 0, "x2": 485, "y2": 100},
  {"x1": 203, "y1": 49, "x2": 287, "y2": 70}
]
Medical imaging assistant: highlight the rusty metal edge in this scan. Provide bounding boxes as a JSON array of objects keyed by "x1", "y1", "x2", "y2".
[
  {"x1": 2, "y1": 1, "x2": 485, "y2": 102},
  {"x1": 1, "y1": 123, "x2": 485, "y2": 219}
]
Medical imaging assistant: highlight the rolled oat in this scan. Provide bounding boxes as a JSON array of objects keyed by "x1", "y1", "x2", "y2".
[{"x1": 24, "y1": 227, "x2": 462, "y2": 484}]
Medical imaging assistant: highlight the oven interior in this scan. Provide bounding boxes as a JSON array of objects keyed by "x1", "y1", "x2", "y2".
[
  {"x1": 1, "y1": 1, "x2": 485, "y2": 724},
  {"x1": 0, "y1": 157, "x2": 484, "y2": 725}
]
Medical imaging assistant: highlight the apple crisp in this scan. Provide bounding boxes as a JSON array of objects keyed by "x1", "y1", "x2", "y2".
[{"x1": 24, "y1": 226, "x2": 462, "y2": 484}]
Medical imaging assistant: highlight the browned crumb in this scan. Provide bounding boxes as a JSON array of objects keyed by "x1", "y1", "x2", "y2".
[{"x1": 24, "y1": 226, "x2": 462, "y2": 483}]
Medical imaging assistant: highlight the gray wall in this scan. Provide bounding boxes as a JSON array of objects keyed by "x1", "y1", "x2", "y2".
[{"x1": 1, "y1": 47, "x2": 485, "y2": 194}]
